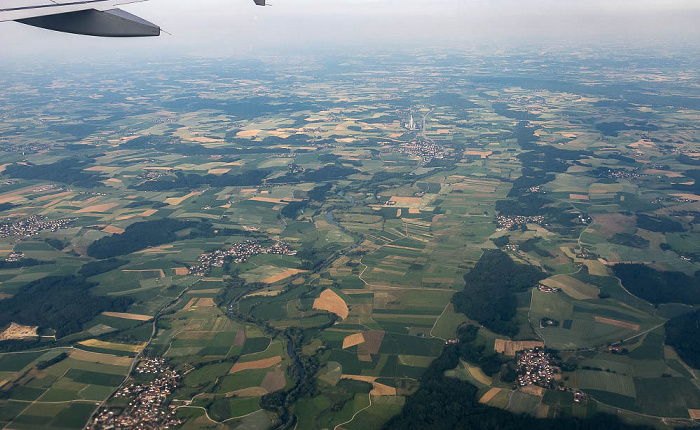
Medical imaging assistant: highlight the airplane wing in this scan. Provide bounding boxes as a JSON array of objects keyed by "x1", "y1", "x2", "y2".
[{"x1": 0, "y1": 0, "x2": 266, "y2": 37}]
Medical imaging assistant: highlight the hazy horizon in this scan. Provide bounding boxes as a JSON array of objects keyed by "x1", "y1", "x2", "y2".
[{"x1": 2, "y1": 0, "x2": 699, "y2": 61}]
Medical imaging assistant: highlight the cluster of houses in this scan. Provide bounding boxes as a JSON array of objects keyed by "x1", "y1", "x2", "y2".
[
  {"x1": 90, "y1": 359, "x2": 182, "y2": 430},
  {"x1": 496, "y1": 214, "x2": 546, "y2": 231},
  {"x1": 516, "y1": 348, "x2": 555, "y2": 389},
  {"x1": 142, "y1": 170, "x2": 166, "y2": 180},
  {"x1": 0, "y1": 215, "x2": 77, "y2": 238},
  {"x1": 598, "y1": 168, "x2": 640, "y2": 180},
  {"x1": 5, "y1": 252, "x2": 25, "y2": 263},
  {"x1": 537, "y1": 284, "x2": 560, "y2": 293},
  {"x1": 385, "y1": 140, "x2": 446, "y2": 165},
  {"x1": 188, "y1": 240, "x2": 297, "y2": 277}
]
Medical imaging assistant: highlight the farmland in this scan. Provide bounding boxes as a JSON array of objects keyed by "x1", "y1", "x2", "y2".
[{"x1": 0, "y1": 45, "x2": 699, "y2": 430}]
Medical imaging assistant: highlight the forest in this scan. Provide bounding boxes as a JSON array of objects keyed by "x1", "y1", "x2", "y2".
[
  {"x1": 612, "y1": 263, "x2": 700, "y2": 305},
  {"x1": 451, "y1": 249, "x2": 546, "y2": 336},
  {"x1": 0, "y1": 276, "x2": 132, "y2": 338},
  {"x1": 665, "y1": 310, "x2": 700, "y2": 369},
  {"x1": 87, "y1": 218, "x2": 197, "y2": 259},
  {"x1": 4, "y1": 158, "x2": 104, "y2": 188}
]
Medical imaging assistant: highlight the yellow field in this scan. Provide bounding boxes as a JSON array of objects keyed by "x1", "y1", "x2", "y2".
[
  {"x1": 313, "y1": 289, "x2": 349, "y2": 320},
  {"x1": 584, "y1": 260, "x2": 609, "y2": 276},
  {"x1": 174, "y1": 267, "x2": 190, "y2": 276},
  {"x1": 342, "y1": 333, "x2": 366, "y2": 349},
  {"x1": 196, "y1": 298, "x2": 217, "y2": 307},
  {"x1": 101, "y1": 225, "x2": 125, "y2": 234},
  {"x1": 140, "y1": 209, "x2": 159, "y2": 217},
  {"x1": 164, "y1": 192, "x2": 196, "y2": 206},
  {"x1": 77, "y1": 203, "x2": 118, "y2": 213},
  {"x1": 230, "y1": 356, "x2": 282, "y2": 373},
  {"x1": 101, "y1": 312, "x2": 152, "y2": 321},
  {"x1": 208, "y1": 168, "x2": 231, "y2": 174},
  {"x1": 260, "y1": 268, "x2": 306, "y2": 284},
  {"x1": 479, "y1": 388, "x2": 502, "y2": 404},
  {"x1": 79, "y1": 339, "x2": 145, "y2": 353},
  {"x1": 371, "y1": 382, "x2": 397, "y2": 396},
  {"x1": 540, "y1": 275, "x2": 599, "y2": 300}
]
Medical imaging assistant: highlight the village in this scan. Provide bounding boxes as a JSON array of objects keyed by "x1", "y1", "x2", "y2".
[
  {"x1": 385, "y1": 140, "x2": 446, "y2": 165},
  {"x1": 516, "y1": 348, "x2": 556, "y2": 389},
  {"x1": 89, "y1": 358, "x2": 182, "y2": 430},
  {"x1": 0, "y1": 215, "x2": 77, "y2": 238},
  {"x1": 495, "y1": 214, "x2": 546, "y2": 231},
  {"x1": 187, "y1": 240, "x2": 297, "y2": 277}
]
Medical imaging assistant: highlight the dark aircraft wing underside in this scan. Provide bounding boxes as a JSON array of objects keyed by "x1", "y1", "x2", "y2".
[{"x1": 0, "y1": 0, "x2": 266, "y2": 37}]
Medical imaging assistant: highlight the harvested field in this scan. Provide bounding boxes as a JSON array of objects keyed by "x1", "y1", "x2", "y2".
[
  {"x1": 164, "y1": 192, "x2": 196, "y2": 206},
  {"x1": 479, "y1": 388, "x2": 502, "y2": 404},
  {"x1": 689, "y1": 409, "x2": 700, "y2": 420},
  {"x1": 208, "y1": 168, "x2": 231, "y2": 175},
  {"x1": 234, "y1": 330, "x2": 246, "y2": 346},
  {"x1": 69, "y1": 349, "x2": 132, "y2": 366},
  {"x1": 232, "y1": 387, "x2": 267, "y2": 397},
  {"x1": 342, "y1": 333, "x2": 366, "y2": 349},
  {"x1": 0, "y1": 323, "x2": 38, "y2": 341},
  {"x1": 250, "y1": 197, "x2": 286, "y2": 204},
  {"x1": 389, "y1": 196, "x2": 422, "y2": 206},
  {"x1": 140, "y1": 209, "x2": 158, "y2": 217},
  {"x1": 260, "y1": 269, "x2": 306, "y2": 284},
  {"x1": 243, "y1": 290, "x2": 283, "y2": 298},
  {"x1": 594, "y1": 316, "x2": 640, "y2": 331},
  {"x1": 101, "y1": 225, "x2": 125, "y2": 234},
  {"x1": 341, "y1": 374, "x2": 377, "y2": 383},
  {"x1": 230, "y1": 356, "x2": 282, "y2": 373},
  {"x1": 77, "y1": 203, "x2": 119, "y2": 213},
  {"x1": 371, "y1": 382, "x2": 397, "y2": 396},
  {"x1": 540, "y1": 275, "x2": 599, "y2": 300},
  {"x1": 494, "y1": 340, "x2": 544, "y2": 356},
  {"x1": 360, "y1": 330, "x2": 385, "y2": 355},
  {"x1": 196, "y1": 298, "x2": 216, "y2": 307},
  {"x1": 79, "y1": 339, "x2": 145, "y2": 353},
  {"x1": 174, "y1": 267, "x2": 190, "y2": 276},
  {"x1": 101, "y1": 312, "x2": 152, "y2": 321},
  {"x1": 569, "y1": 194, "x2": 589, "y2": 201},
  {"x1": 123, "y1": 269, "x2": 165, "y2": 278},
  {"x1": 261, "y1": 371, "x2": 286, "y2": 393},
  {"x1": 182, "y1": 298, "x2": 198, "y2": 310},
  {"x1": 313, "y1": 289, "x2": 349, "y2": 320}
]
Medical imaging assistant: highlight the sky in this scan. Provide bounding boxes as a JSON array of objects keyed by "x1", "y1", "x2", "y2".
[{"x1": 1, "y1": 0, "x2": 699, "y2": 60}]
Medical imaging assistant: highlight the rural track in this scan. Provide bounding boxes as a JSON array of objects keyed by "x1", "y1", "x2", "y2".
[{"x1": 333, "y1": 392, "x2": 373, "y2": 430}]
